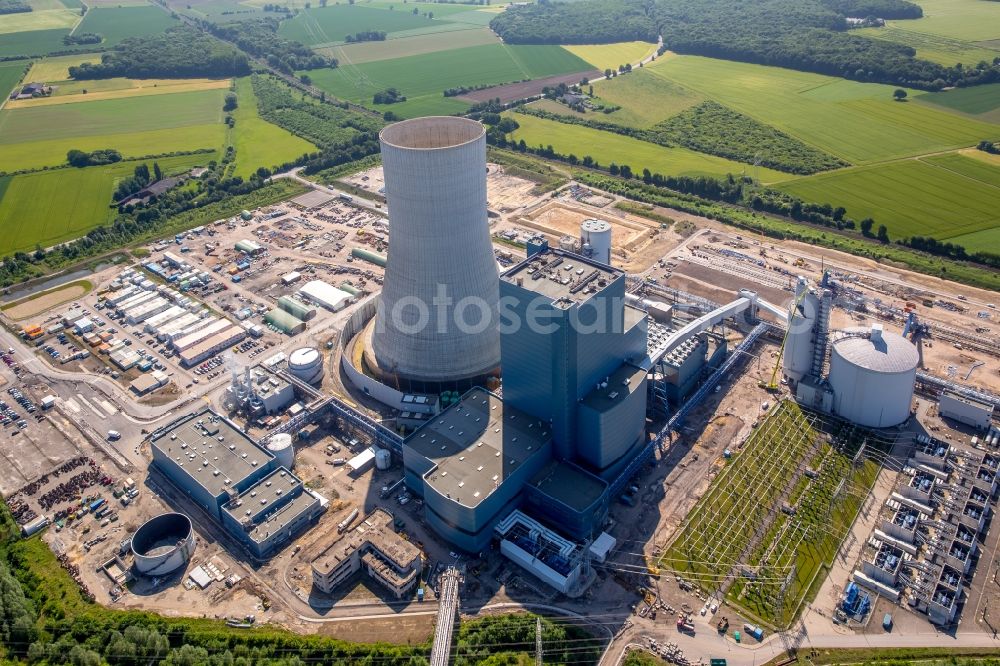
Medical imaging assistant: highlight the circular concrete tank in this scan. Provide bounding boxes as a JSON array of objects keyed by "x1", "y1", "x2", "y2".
[
  {"x1": 828, "y1": 325, "x2": 918, "y2": 428},
  {"x1": 131, "y1": 513, "x2": 195, "y2": 576},
  {"x1": 372, "y1": 117, "x2": 500, "y2": 384},
  {"x1": 267, "y1": 432, "x2": 295, "y2": 469},
  {"x1": 288, "y1": 347, "x2": 324, "y2": 385}
]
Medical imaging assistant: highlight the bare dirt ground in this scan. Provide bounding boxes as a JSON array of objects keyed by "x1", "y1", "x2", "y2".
[
  {"x1": 458, "y1": 70, "x2": 601, "y2": 104},
  {"x1": 4, "y1": 284, "x2": 88, "y2": 321}
]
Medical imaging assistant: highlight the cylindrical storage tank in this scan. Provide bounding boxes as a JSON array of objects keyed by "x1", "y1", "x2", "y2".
[
  {"x1": 339, "y1": 281, "x2": 362, "y2": 296},
  {"x1": 278, "y1": 296, "x2": 317, "y2": 321},
  {"x1": 782, "y1": 280, "x2": 817, "y2": 383},
  {"x1": 375, "y1": 448, "x2": 391, "y2": 470},
  {"x1": 288, "y1": 347, "x2": 324, "y2": 385},
  {"x1": 267, "y1": 433, "x2": 295, "y2": 469},
  {"x1": 373, "y1": 117, "x2": 500, "y2": 384},
  {"x1": 351, "y1": 247, "x2": 387, "y2": 268},
  {"x1": 580, "y1": 218, "x2": 612, "y2": 266},
  {"x1": 131, "y1": 513, "x2": 195, "y2": 576},
  {"x1": 828, "y1": 325, "x2": 918, "y2": 428}
]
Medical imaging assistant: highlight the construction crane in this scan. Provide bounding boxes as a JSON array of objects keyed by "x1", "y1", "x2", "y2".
[{"x1": 763, "y1": 287, "x2": 810, "y2": 391}]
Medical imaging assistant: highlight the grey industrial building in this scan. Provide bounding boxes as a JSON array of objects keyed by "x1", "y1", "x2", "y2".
[
  {"x1": 150, "y1": 409, "x2": 324, "y2": 559},
  {"x1": 402, "y1": 247, "x2": 649, "y2": 552}
]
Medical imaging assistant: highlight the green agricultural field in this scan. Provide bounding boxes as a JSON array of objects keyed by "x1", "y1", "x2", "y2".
[
  {"x1": 0, "y1": 61, "x2": 28, "y2": 101},
  {"x1": 661, "y1": 401, "x2": 883, "y2": 628},
  {"x1": 923, "y1": 152, "x2": 1000, "y2": 187},
  {"x1": 508, "y1": 112, "x2": 794, "y2": 183},
  {"x1": 564, "y1": 41, "x2": 657, "y2": 71},
  {"x1": 0, "y1": 154, "x2": 211, "y2": 255},
  {"x1": 855, "y1": 25, "x2": 1000, "y2": 66},
  {"x1": 945, "y1": 227, "x2": 1000, "y2": 253},
  {"x1": 885, "y1": 0, "x2": 1000, "y2": 42},
  {"x1": 0, "y1": 7, "x2": 80, "y2": 34},
  {"x1": 646, "y1": 55, "x2": 1000, "y2": 164},
  {"x1": 278, "y1": 5, "x2": 439, "y2": 47},
  {"x1": 0, "y1": 28, "x2": 71, "y2": 58},
  {"x1": 0, "y1": 88, "x2": 225, "y2": 144},
  {"x1": 0, "y1": 125, "x2": 225, "y2": 173},
  {"x1": 327, "y1": 28, "x2": 499, "y2": 65},
  {"x1": 307, "y1": 43, "x2": 591, "y2": 115},
  {"x1": 777, "y1": 159, "x2": 1000, "y2": 251},
  {"x1": 919, "y1": 82, "x2": 1000, "y2": 122},
  {"x1": 73, "y1": 5, "x2": 180, "y2": 46},
  {"x1": 589, "y1": 68, "x2": 704, "y2": 127},
  {"x1": 23, "y1": 53, "x2": 100, "y2": 82},
  {"x1": 230, "y1": 77, "x2": 315, "y2": 178}
]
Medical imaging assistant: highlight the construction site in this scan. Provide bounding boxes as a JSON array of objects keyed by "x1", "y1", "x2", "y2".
[{"x1": 0, "y1": 116, "x2": 998, "y2": 663}]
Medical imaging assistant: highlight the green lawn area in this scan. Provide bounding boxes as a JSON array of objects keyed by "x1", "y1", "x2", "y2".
[
  {"x1": 0, "y1": 154, "x2": 212, "y2": 255},
  {"x1": 855, "y1": 25, "x2": 1000, "y2": 66},
  {"x1": 919, "y1": 82, "x2": 1000, "y2": 122},
  {"x1": 508, "y1": 112, "x2": 794, "y2": 183},
  {"x1": 23, "y1": 52, "x2": 100, "y2": 82},
  {"x1": 231, "y1": 77, "x2": 315, "y2": 178},
  {"x1": 923, "y1": 151, "x2": 1000, "y2": 187},
  {"x1": 0, "y1": 61, "x2": 27, "y2": 101},
  {"x1": 592, "y1": 68, "x2": 704, "y2": 127},
  {"x1": 73, "y1": 5, "x2": 180, "y2": 46},
  {"x1": 0, "y1": 88, "x2": 225, "y2": 144},
  {"x1": 645, "y1": 55, "x2": 999, "y2": 164},
  {"x1": 328, "y1": 27, "x2": 499, "y2": 65},
  {"x1": 307, "y1": 43, "x2": 591, "y2": 116},
  {"x1": 0, "y1": 28, "x2": 71, "y2": 58},
  {"x1": 278, "y1": 4, "x2": 441, "y2": 47},
  {"x1": 777, "y1": 158, "x2": 1000, "y2": 250}
]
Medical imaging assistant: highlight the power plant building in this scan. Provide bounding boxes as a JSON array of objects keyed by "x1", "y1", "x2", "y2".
[
  {"x1": 150, "y1": 409, "x2": 324, "y2": 559},
  {"x1": 402, "y1": 247, "x2": 648, "y2": 553},
  {"x1": 368, "y1": 117, "x2": 500, "y2": 389}
]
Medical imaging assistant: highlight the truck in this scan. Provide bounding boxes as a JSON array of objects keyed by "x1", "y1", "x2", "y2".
[
  {"x1": 89, "y1": 498, "x2": 106, "y2": 512},
  {"x1": 339, "y1": 193, "x2": 353, "y2": 202},
  {"x1": 743, "y1": 623, "x2": 764, "y2": 641},
  {"x1": 677, "y1": 617, "x2": 695, "y2": 634},
  {"x1": 417, "y1": 587, "x2": 424, "y2": 602}
]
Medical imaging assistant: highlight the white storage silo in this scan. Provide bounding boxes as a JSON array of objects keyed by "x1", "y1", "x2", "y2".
[
  {"x1": 288, "y1": 347, "x2": 324, "y2": 385},
  {"x1": 828, "y1": 324, "x2": 918, "y2": 428},
  {"x1": 782, "y1": 278, "x2": 818, "y2": 383},
  {"x1": 267, "y1": 433, "x2": 295, "y2": 469},
  {"x1": 375, "y1": 448, "x2": 391, "y2": 470},
  {"x1": 580, "y1": 218, "x2": 612, "y2": 266},
  {"x1": 372, "y1": 117, "x2": 500, "y2": 384}
]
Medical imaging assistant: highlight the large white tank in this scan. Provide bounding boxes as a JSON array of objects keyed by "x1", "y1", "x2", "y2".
[
  {"x1": 375, "y1": 448, "x2": 391, "y2": 470},
  {"x1": 828, "y1": 325, "x2": 918, "y2": 428},
  {"x1": 782, "y1": 278, "x2": 818, "y2": 383},
  {"x1": 372, "y1": 117, "x2": 500, "y2": 384},
  {"x1": 131, "y1": 513, "x2": 195, "y2": 576},
  {"x1": 580, "y1": 218, "x2": 612, "y2": 266},
  {"x1": 267, "y1": 433, "x2": 295, "y2": 469},
  {"x1": 288, "y1": 347, "x2": 324, "y2": 385}
]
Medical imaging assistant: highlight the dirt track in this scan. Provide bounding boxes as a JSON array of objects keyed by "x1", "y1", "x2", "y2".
[
  {"x1": 4, "y1": 284, "x2": 87, "y2": 321},
  {"x1": 459, "y1": 70, "x2": 601, "y2": 104}
]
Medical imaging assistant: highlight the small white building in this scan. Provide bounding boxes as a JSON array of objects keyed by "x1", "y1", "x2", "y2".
[
  {"x1": 282, "y1": 271, "x2": 302, "y2": 286},
  {"x1": 939, "y1": 391, "x2": 993, "y2": 430}
]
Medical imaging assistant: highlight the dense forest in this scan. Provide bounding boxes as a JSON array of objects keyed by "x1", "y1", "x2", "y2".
[
  {"x1": 489, "y1": 0, "x2": 657, "y2": 44},
  {"x1": 518, "y1": 102, "x2": 847, "y2": 174},
  {"x1": 0, "y1": 0, "x2": 31, "y2": 14},
  {"x1": 205, "y1": 18, "x2": 334, "y2": 73},
  {"x1": 491, "y1": 0, "x2": 1000, "y2": 89},
  {"x1": 68, "y1": 26, "x2": 250, "y2": 80}
]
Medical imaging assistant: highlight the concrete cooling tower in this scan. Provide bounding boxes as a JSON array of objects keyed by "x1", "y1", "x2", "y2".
[{"x1": 370, "y1": 117, "x2": 500, "y2": 385}]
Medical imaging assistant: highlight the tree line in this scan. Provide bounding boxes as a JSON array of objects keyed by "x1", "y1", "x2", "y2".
[
  {"x1": 68, "y1": 26, "x2": 250, "y2": 80},
  {"x1": 66, "y1": 149, "x2": 122, "y2": 168},
  {"x1": 345, "y1": 30, "x2": 387, "y2": 43},
  {"x1": 491, "y1": 0, "x2": 1000, "y2": 90},
  {"x1": 0, "y1": 0, "x2": 31, "y2": 14},
  {"x1": 204, "y1": 17, "x2": 334, "y2": 73}
]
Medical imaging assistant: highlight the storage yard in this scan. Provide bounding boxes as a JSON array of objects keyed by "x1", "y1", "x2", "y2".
[{"x1": 0, "y1": 116, "x2": 998, "y2": 661}]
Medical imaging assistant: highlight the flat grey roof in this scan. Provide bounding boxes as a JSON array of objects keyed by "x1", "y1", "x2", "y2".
[
  {"x1": 529, "y1": 460, "x2": 607, "y2": 514},
  {"x1": 407, "y1": 388, "x2": 551, "y2": 508},
  {"x1": 581, "y1": 363, "x2": 646, "y2": 413},
  {"x1": 152, "y1": 409, "x2": 273, "y2": 497},
  {"x1": 501, "y1": 248, "x2": 621, "y2": 308},
  {"x1": 244, "y1": 489, "x2": 318, "y2": 546},
  {"x1": 222, "y1": 467, "x2": 301, "y2": 525}
]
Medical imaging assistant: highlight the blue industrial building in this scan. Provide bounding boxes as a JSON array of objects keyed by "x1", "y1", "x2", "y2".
[
  {"x1": 403, "y1": 247, "x2": 651, "y2": 552},
  {"x1": 150, "y1": 409, "x2": 325, "y2": 559}
]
